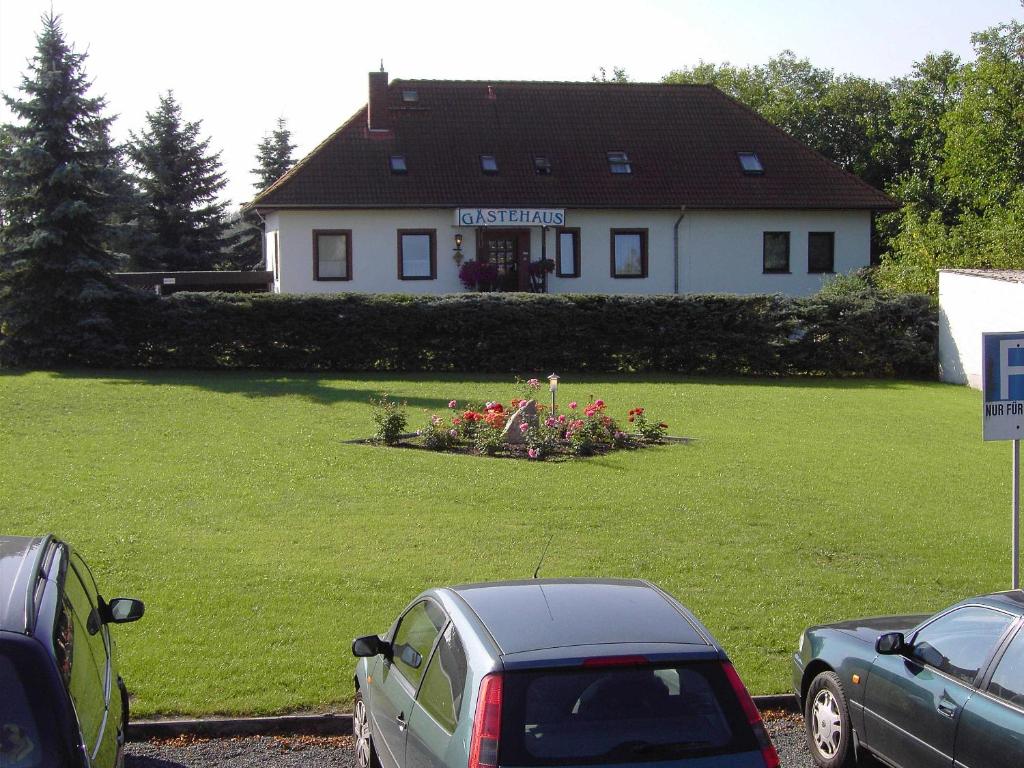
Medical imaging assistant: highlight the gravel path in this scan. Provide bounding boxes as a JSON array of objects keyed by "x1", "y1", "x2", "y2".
[{"x1": 127, "y1": 714, "x2": 818, "y2": 767}]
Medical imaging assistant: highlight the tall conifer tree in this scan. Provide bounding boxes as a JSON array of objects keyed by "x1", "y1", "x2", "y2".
[
  {"x1": 129, "y1": 92, "x2": 237, "y2": 270},
  {"x1": 0, "y1": 14, "x2": 121, "y2": 366},
  {"x1": 231, "y1": 117, "x2": 296, "y2": 270}
]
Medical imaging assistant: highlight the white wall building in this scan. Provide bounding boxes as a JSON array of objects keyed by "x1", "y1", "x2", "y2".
[
  {"x1": 253, "y1": 73, "x2": 894, "y2": 296},
  {"x1": 939, "y1": 269, "x2": 1024, "y2": 388}
]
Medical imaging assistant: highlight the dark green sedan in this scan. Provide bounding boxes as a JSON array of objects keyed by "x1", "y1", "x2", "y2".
[{"x1": 793, "y1": 590, "x2": 1024, "y2": 768}]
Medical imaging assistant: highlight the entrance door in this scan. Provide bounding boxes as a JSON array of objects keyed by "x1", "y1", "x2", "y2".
[{"x1": 479, "y1": 229, "x2": 530, "y2": 291}]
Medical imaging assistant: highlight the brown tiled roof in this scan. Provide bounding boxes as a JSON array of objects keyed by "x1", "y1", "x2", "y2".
[{"x1": 252, "y1": 79, "x2": 897, "y2": 211}]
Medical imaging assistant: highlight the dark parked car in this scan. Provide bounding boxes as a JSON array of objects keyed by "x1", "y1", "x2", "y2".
[
  {"x1": 352, "y1": 578, "x2": 780, "y2": 768},
  {"x1": 793, "y1": 590, "x2": 1024, "y2": 767},
  {"x1": 0, "y1": 534, "x2": 144, "y2": 768}
]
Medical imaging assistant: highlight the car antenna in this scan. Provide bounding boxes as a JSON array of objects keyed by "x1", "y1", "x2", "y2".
[{"x1": 533, "y1": 535, "x2": 553, "y2": 579}]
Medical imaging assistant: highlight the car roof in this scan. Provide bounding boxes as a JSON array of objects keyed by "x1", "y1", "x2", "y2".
[
  {"x1": 447, "y1": 578, "x2": 710, "y2": 655},
  {"x1": 0, "y1": 534, "x2": 53, "y2": 635},
  {"x1": 958, "y1": 590, "x2": 1024, "y2": 615}
]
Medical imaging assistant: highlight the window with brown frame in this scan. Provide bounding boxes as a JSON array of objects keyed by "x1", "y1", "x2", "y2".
[
  {"x1": 807, "y1": 232, "x2": 835, "y2": 273},
  {"x1": 398, "y1": 229, "x2": 436, "y2": 280},
  {"x1": 610, "y1": 229, "x2": 647, "y2": 278},
  {"x1": 763, "y1": 232, "x2": 790, "y2": 274},
  {"x1": 556, "y1": 228, "x2": 580, "y2": 277},
  {"x1": 313, "y1": 230, "x2": 352, "y2": 281}
]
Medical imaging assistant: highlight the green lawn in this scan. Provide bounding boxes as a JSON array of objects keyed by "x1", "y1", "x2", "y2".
[{"x1": 0, "y1": 370, "x2": 1013, "y2": 716}]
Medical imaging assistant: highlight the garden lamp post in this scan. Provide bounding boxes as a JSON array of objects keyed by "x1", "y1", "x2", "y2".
[{"x1": 548, "y1": 373, "x2": 559, "y2": 415}]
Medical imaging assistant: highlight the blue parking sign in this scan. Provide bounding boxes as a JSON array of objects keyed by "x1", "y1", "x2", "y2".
[{"x1": 983, "y1": 332, "x2": 1024, "y2": 441}]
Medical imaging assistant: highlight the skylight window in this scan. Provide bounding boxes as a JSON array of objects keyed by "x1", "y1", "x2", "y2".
[
  {"x1": 389, "y1": 154, "x2": 408, "y2": 174},
  {"x1": 738, "y1": 152, "x2": 764, "y2": 174},
  {"x1": 401, "y1": 89, "x2": 419, "y2": 103},
  {"x1": 607, "y1": 151, "x2": 632, "y2": 174},
  {"x1": 481, "y1": 155, "x2": 498, "y2": 174},
  {"x1": 534, "y1": 156, "x2": 552, "y2": 175}
]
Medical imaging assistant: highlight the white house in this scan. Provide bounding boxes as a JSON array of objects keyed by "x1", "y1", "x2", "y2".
[
  {"x1": 939, "y1": 269, "x2": 1024, "y2": 388},
  {"x1": 251, "y1": 72, "x2": 895, "y2": 296}
]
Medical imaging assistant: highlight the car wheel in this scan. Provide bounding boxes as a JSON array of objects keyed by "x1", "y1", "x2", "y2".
[
  {"x1": 805, "y1": 671, "x2": 856, "y2": 768},
  {"x1": 354, "y1": 691, "x2": 380, "y2": 768}
]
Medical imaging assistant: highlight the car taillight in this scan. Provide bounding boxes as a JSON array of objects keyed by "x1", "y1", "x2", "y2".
[
  {"x1": 581, "y1": 655, "x2": 649, "y2": 667},
  {"x1": 722, "y1": 662, "x2": 780, "y2": 768},
  {"x1": 469, "y1": 673, "x2": 503, "y2": 768}
]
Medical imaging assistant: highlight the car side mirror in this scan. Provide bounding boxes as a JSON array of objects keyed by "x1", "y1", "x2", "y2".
[
  {"x1": 106, "y1": 598, "x2": 145, "y2": 623},
  {"x1": 876, "y1": 631, "x2": 905, "y2": 654},
  {"x1": 352, "y1": 634, "x2": 390, "y2": 658}
]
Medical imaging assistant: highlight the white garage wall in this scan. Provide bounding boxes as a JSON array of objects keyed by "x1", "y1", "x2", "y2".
[
  {"x1": 939, "y1": 271, "x2": 1024, "y2": 388},
  {"x1": 267, "y1": 208, "x2": 872, "y2": 296}
]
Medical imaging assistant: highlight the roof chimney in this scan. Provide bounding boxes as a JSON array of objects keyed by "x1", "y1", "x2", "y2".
[{"x1": 368, "y1": 69, "x2": 391, "y2": 131}]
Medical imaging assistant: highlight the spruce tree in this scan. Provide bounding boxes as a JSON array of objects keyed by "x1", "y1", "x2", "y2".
[
  {"x1": 129, "y1": 92, "x2": 238, "y2": 270},
  {"x1": 231, "y1": 117, "x2": 296, "y2": 270},
  {"x1": 0, "y1": 14, "x2": 122, "y2": 366},
  {"x1": 253, "y1": 117, "x2": 296, "y2": 191}
]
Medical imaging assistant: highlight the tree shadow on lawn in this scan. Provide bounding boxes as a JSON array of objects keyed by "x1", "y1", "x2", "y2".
[
  {"x1": 0, "y1": 368, "x2": 455, "y2": 408},
  {"x1": 0, "y1": 368, "x2": 938, "y2": 410}
]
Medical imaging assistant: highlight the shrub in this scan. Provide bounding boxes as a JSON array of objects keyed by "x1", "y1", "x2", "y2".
[
  {"x1": 370, "y1": 394, "x2": 407, "y2": 445},
  {"x1": 628, "y1": 407, "x2": 668, "y2": 443},
  {"x1": 419, "y1": 414, "x2": 458, "y2": 451},
  {"x1": 6, "y1": 290, "x2": 937, "y2": 378}
]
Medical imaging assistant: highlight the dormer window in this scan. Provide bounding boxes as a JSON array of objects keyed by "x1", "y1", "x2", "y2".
[
  {"x1": 534, "y1": 156, "x2": 552, "y2": 175},
  {"x1": 389, "y1": 154, "x2": 408, "y2": 174},
  {"x1": 607, "y1": 151, "x2": 632, "y2": 174},
  {"x1": 738, "y1": 152, "x2": 764, "y2": 174},
  {"x1": 481, "y1": 155, "x2": 498, "y2": 174},
  {"x1": 401, "y1": 89, "x2": 419, "y2": 103}
]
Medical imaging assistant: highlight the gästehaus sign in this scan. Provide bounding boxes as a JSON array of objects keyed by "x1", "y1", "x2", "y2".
[{"x1": 455, "y1": 208, "x2": 565, "y2": 227}]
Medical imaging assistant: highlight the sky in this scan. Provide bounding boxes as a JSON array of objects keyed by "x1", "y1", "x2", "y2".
[{"x1": 1, "y1": 0, "x2": 1022, "y2": 209}]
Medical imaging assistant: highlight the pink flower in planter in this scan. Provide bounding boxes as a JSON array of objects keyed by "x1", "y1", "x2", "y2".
[
  {"x1": 527, "y1": 378, "x2": 541, "y2": 388},
  {"x1": 448, "y1": 400, "x2": 457, "y2": 409},
  {"x1": 528, "y1": 448, "x2": 540, "y2": 459},
  {"x1": 568, "y1": 401, "x2": 578, "y2": 410},
  {"x1": 558, "y1": 414, "x2": 567, "y2": 424},
  {"x1": 545, "y1": 417, "x2": 556, "y2": 427},
  {"x1": 595, "y1": 399, "x2": 605, "y2": 408},
  {"x1": 519, "y1": 423, "x2": 530, "y2": 433},
  {"x1": 449, "y1": 429, "x2": 458, "y2": 438}
]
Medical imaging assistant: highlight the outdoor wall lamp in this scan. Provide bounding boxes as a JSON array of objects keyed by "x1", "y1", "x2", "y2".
[
  {"x1": 453, "y1": 233, "x2": 464, "y2": 266},
  {"x1": 548, "y1": 373, "x2": 560, "y2": 414}
]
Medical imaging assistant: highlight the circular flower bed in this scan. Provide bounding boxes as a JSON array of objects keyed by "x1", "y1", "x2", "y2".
[{"x1": 370, "y1": 379, "x2": 671, "y2": 461}]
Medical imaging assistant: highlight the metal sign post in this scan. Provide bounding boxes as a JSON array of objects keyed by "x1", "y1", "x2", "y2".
[
  {"x1": 982, "y1": 331, "x2": 1024, "y2": 590},
  {"x1": 1015, "y1": 439, "x2": 1021, "y2": 589}
]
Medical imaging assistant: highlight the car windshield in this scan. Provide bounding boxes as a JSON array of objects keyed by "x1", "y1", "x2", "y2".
[
  {"x1": 500, "y1": 661, "x2": 759, "y2": 765},
  {"x1": 0, "y1": 645, "x2": 66, "y2": 767}
]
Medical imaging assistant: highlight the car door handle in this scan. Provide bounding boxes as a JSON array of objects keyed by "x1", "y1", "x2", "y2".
[
  {"x1": 396, "y1": 712, "x2": 408, "y2": 732},
  {"x1": 937, "y1": 701, "x2": 958, "y2": 718}
]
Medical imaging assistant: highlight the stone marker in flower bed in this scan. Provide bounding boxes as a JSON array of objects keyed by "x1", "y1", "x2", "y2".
[{"x1": 369, "y1": 379, "x2": 675, "y2": 461}]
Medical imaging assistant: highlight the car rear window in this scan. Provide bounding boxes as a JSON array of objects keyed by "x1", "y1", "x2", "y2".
[
  {"x1": 499, "y1": 662, "x2": 759, "y2": 765},
  {"x1": 0, "y1": 647, "x2": 66, "y2": 767}
]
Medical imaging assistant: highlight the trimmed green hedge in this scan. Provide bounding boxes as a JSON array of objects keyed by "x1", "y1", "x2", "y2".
[{"x1": 59, "y1": 291, "x2": 936, "y2": 377}]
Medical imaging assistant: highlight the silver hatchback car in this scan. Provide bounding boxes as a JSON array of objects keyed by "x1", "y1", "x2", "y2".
[{"x1": 352, "y1": 578, "x2": 779, "y2": 768}]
